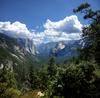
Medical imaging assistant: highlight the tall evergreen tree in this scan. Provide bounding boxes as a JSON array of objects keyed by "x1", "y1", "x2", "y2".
[
  {"x1": 73, "y1": 3, "x2": 100, "y2": 64},
  {"x1": 0, "y1": 64, "x2": 19, "y2": 98},
  {"x1": 29, "y1": 65, "x2": 41, "y2": 90},
  {"x1": 47, "y1": 57, "x2": 57, "y2": 80}
]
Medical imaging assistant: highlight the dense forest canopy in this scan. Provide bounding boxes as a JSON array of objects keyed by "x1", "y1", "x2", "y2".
[{"x1": 0, "y1": 2, "x2": 100, "y2": 98}]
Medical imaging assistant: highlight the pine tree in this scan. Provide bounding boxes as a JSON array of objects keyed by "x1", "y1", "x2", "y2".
[
  {"x1": 29, "y1": 65, "x2": 41, "y2": 90},
  {"x1": 47, "y1": 57, "x2": 57, "y2": 80},
  {"x1": 73, "y1": 3, "x2": 100, "y2": 64},
  {"x1": 0, "y1": 64, "x2": 20, "y2": 98}
]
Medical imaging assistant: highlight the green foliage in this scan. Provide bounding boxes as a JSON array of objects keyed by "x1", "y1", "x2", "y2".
[
  {"x1": 73, "y1": 3, "x2": 90, "y2": 13},
  {"x1": 51, "y1": 61, "x2": 100, "y2": 98},
  {"x1": 4, "y1": 88, "x2": 21, "y2": 98},
  {"x1": 47, "y1": 57, "x2": 57, "y2": 80},
  {"x1": 0, "y1": 65, "x2": 17, "y2": 88},
  {"x1": 0, "y1": 64, "x2": 20, "y2": 98},
  {"x1": 28, "y1": 66, "x2": 47, "y2": 90},
  {"x1": 0, "y1": 33, "x2": 40, "y2": 89},
  {"x1": 0, "y1": 3, "x2": 100, "y2": 98},
  {"x1": 29, "y1": 65, "x2": 38, "y2": 89},
  {"x1": 73, "y1": 3, "x2": 100, "y2": 65}
]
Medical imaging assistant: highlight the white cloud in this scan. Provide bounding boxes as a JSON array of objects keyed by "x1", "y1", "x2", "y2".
[
  {"x1": 0, "y1": 15, "x2": 83, "y2": 45},
  {"x1": 0, "y1": 21, "x2": 32, "y2": 38},
  {"x1": 44, "y1": 15, "x2": 82, "y2": 33},
  {"x1": 38, "y1": 15, "x2": 82, "y2": 44}
]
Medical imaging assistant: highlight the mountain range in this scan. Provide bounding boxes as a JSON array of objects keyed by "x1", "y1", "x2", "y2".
[
  {"x1": 0, "y1": 32, "x2": 81, "y2": 65},
  {"x1": 0, "y1": 32, "x2": 81, "y2": 86}
]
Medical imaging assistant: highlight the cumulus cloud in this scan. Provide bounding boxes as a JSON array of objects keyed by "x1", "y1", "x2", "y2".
[
  {"x1": 38, "y1": 15, "x2": 82, "y2": 44},
  {"x1": 0, "y1": 21, "x2": 32, "y2": 38},
  {"x1": 0, "y1": 15, "x2": 83, "y2": 45},
  {"x1": 44, "y1": 15, "x2": 82, "y2": 33}
]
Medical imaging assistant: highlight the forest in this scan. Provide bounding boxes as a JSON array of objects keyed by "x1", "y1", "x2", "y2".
[{"x1": 0, "y1": 3, "x2": 100, "y2": 98}]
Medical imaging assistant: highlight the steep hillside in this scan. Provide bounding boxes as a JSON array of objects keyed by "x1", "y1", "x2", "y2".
[
  {"x1": 36, "y1": 40, "x2": 81, "y2": 62},
  {"x1": 0, "y1": 33, "x2": 38, "y2": 87}
]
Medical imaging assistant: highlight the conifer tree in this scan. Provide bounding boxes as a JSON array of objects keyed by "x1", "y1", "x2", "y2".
[
  {"x1": 73, "y1": 3, "x2": 100, "y2": 64},
  {"x1": 47, "y1": 57, "x2": 57, "y2": 80},
  {"x1": 0, "y1": 64, "x2": 19, "y2": 98}
]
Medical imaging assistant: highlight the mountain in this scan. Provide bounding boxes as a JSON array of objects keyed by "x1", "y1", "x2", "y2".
[
  {"x1": 50, "y1": 40, "x2": 81, "y2": 57},
  {"x1": 0, "y1": 32, "x2": 81, "y2": 85},
  {"x1": 17, "y1": 38, "x2": 36, "y2": 55},
  {"x1": 0, "y1": 32, "x2": 81, "y2": 64},
  {"x1": 36, "y1": 40, "x2": 81, "y2": 62},
  {"x1": 0, "y1": 33, "x2": 37, "y2": 59},
  {"x1": 0, "y1": 33, "x2": 39, "y2": 87}
]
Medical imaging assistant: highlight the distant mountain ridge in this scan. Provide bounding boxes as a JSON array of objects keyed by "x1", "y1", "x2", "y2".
[
  {"x1": 0, "y1": 32, "x2": 82, "y2": 84},
  {"x1": 0, "y1": 32, "x2": 41, "y2": 87},
  {"x1": 36, "y1": 40, "x2": 81, "y2": 63},
  {"x1": 0, "y1": 32, "x2": 81, "y2": 64}
]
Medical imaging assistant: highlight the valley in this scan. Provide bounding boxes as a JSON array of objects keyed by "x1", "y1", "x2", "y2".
[{"x1": 0, "y1": 1, "x2": 100, "y2": 98}]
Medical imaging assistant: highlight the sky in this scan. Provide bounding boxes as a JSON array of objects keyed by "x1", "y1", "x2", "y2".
[{"x1": 0, "y1": 0, "x2": 100, "y2": 44}]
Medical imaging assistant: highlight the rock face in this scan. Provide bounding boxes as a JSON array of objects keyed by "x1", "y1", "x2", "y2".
[
  {"x1": 0, "y1": 32, "x2": 82, "y2": 87},
  {"x1": 36, "y1": 40, "x2": 81, "y2": 59},
  {"x1": 0, "y1": 33, "x2": 39, "y2": 87},
  {"x1": 17, "y1": 38, "x2": 36, "y2": 55},
  {"x1": 0, "y1": 33, "x2": 36, "y2": 56},
  {"x1": 51, "y1": 40, "x2": 81, "y2": 57},
  {"x1": 0, "y1": 32, "x2": 81, "y2": 63}
]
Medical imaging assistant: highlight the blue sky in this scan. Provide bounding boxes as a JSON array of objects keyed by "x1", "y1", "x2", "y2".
[
  {"x1": 0, "y1": 0, "x2": 99, "y2": 30},
  {"x1": 0, "y1": 0, "x2": 99, "y2": 44}
]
